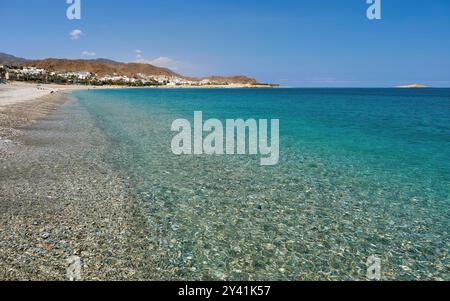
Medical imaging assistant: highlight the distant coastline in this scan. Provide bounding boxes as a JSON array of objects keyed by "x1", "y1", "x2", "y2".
[{"x1": 0, "y1": 52, "x2": 278, "y2": 89}]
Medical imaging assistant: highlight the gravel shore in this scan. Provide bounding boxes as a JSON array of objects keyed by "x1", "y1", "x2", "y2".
[
  {"x1": 0, "y1": 94, "x2": 157, "y2": 280},
  {"x1": 0, "y1": 92, "x2": 67, "y2": 141}
]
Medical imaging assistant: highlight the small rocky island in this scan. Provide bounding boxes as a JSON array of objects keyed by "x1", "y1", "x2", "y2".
[{"x1": 396, "y1": 84, "x2": 431, "y2": 88}]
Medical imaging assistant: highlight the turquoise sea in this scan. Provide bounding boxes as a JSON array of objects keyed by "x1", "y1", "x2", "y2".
[{"x1": 72, "y1": 88, "x2": 449, "y2": 280}]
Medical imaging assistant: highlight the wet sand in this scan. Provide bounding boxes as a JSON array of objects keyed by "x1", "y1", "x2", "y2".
[{"x1": 0, "y1": 93, "x2": 157, "y2": 280}]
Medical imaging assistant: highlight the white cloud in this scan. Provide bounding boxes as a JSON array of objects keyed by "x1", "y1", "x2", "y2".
[
  {"x1": 81, "y1": 51, "x2": 96, "y2": 57},
  {"x1": 69, "y1": 29, "x2": 83, "y2": 40},
  {"x1": 138, "y1": 57, "x2": 179, "y2": 70},
  {"x1": 135, "y1": 49, "x2": 143, "y2": 60},
  {"x1": 133, "y1": 50, "x2": 192, "y2": 72},
  {"x1": 147, "y1": 57, "x2": 177, "y2": 69}
]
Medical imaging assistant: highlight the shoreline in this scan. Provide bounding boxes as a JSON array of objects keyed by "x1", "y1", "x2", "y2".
[
  {"x1": 0, "y1": 91, "x2": 69, "y2": 141},
  {"x1": 0, "y1": 82, "x2": 88, "y2": 106},
  {"x1": 0, "y1": 82, "x2": 125, "y2": 141},
  {"x1": 0, "y1": 81, "x2": 275, "y2": 142}
]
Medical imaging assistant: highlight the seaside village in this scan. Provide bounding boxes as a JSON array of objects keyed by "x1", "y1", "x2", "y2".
[{"x1": 0, "y1": 64, "x2": 214, "y2": 87}]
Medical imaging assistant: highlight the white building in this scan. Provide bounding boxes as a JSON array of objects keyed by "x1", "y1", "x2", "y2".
[
  {"x1": 21, "y1": 67, "x2": 46, "y2": 75},
  {"x1": 61, "y1": 71, "x2": 93, "y2": 80},
  {"x1": 74, "y1": 72, "x2": 92, "y2": 80},
  {"x1": 199, "y1": 79, "x2": 211, "y2": 86},
  {"x1": 100, "y1": 75, "x2": 134, "y2": 83}
]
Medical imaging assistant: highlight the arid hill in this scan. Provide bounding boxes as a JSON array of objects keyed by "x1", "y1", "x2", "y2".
[
  {"x1": 25, "y1": 59, "x2": 179, "y2": 78},
  {"x1": 0, "y1": 53, "x2": 28, "y2": 66},
  {"x1": 25, "y1": 59, "x2": 259, "y2": 84},
  {"x1": 200, "y1": 76, "x2": 258, "y2": 85},
  {"x1": 1, "y1": 53, "x2": 260, "y2": 84}
]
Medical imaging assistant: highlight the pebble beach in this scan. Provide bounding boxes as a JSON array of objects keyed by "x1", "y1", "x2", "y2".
[{"x1": 0, "y1": 83, "x2": 156, "y2": 280}]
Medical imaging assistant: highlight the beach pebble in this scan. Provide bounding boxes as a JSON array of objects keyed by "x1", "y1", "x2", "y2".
[{"x1": 0, "y1": 139, "x2": 13, "y2": 145}]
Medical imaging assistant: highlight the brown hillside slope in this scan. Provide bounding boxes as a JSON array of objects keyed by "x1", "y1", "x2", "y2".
[
  {"x1": 24, "y1": 59, "x2": 259, "y2": 84},
  {"x1": 25, "y1": 59, "x2": 178, "y2": 78}
]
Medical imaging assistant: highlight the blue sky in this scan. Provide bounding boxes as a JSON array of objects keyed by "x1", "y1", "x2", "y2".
[{"x1": 1, "y1": 0, "x2": 449, "y2": 87}]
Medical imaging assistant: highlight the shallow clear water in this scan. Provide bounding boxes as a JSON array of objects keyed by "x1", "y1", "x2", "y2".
[{"x1": 72, "y1": 88, "x2": 449, "y2": 280}]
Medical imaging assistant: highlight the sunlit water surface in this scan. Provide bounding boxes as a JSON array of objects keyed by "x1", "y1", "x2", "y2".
[{"x1": 72, "y1": 88, "x2": 450, "y2": 280}]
